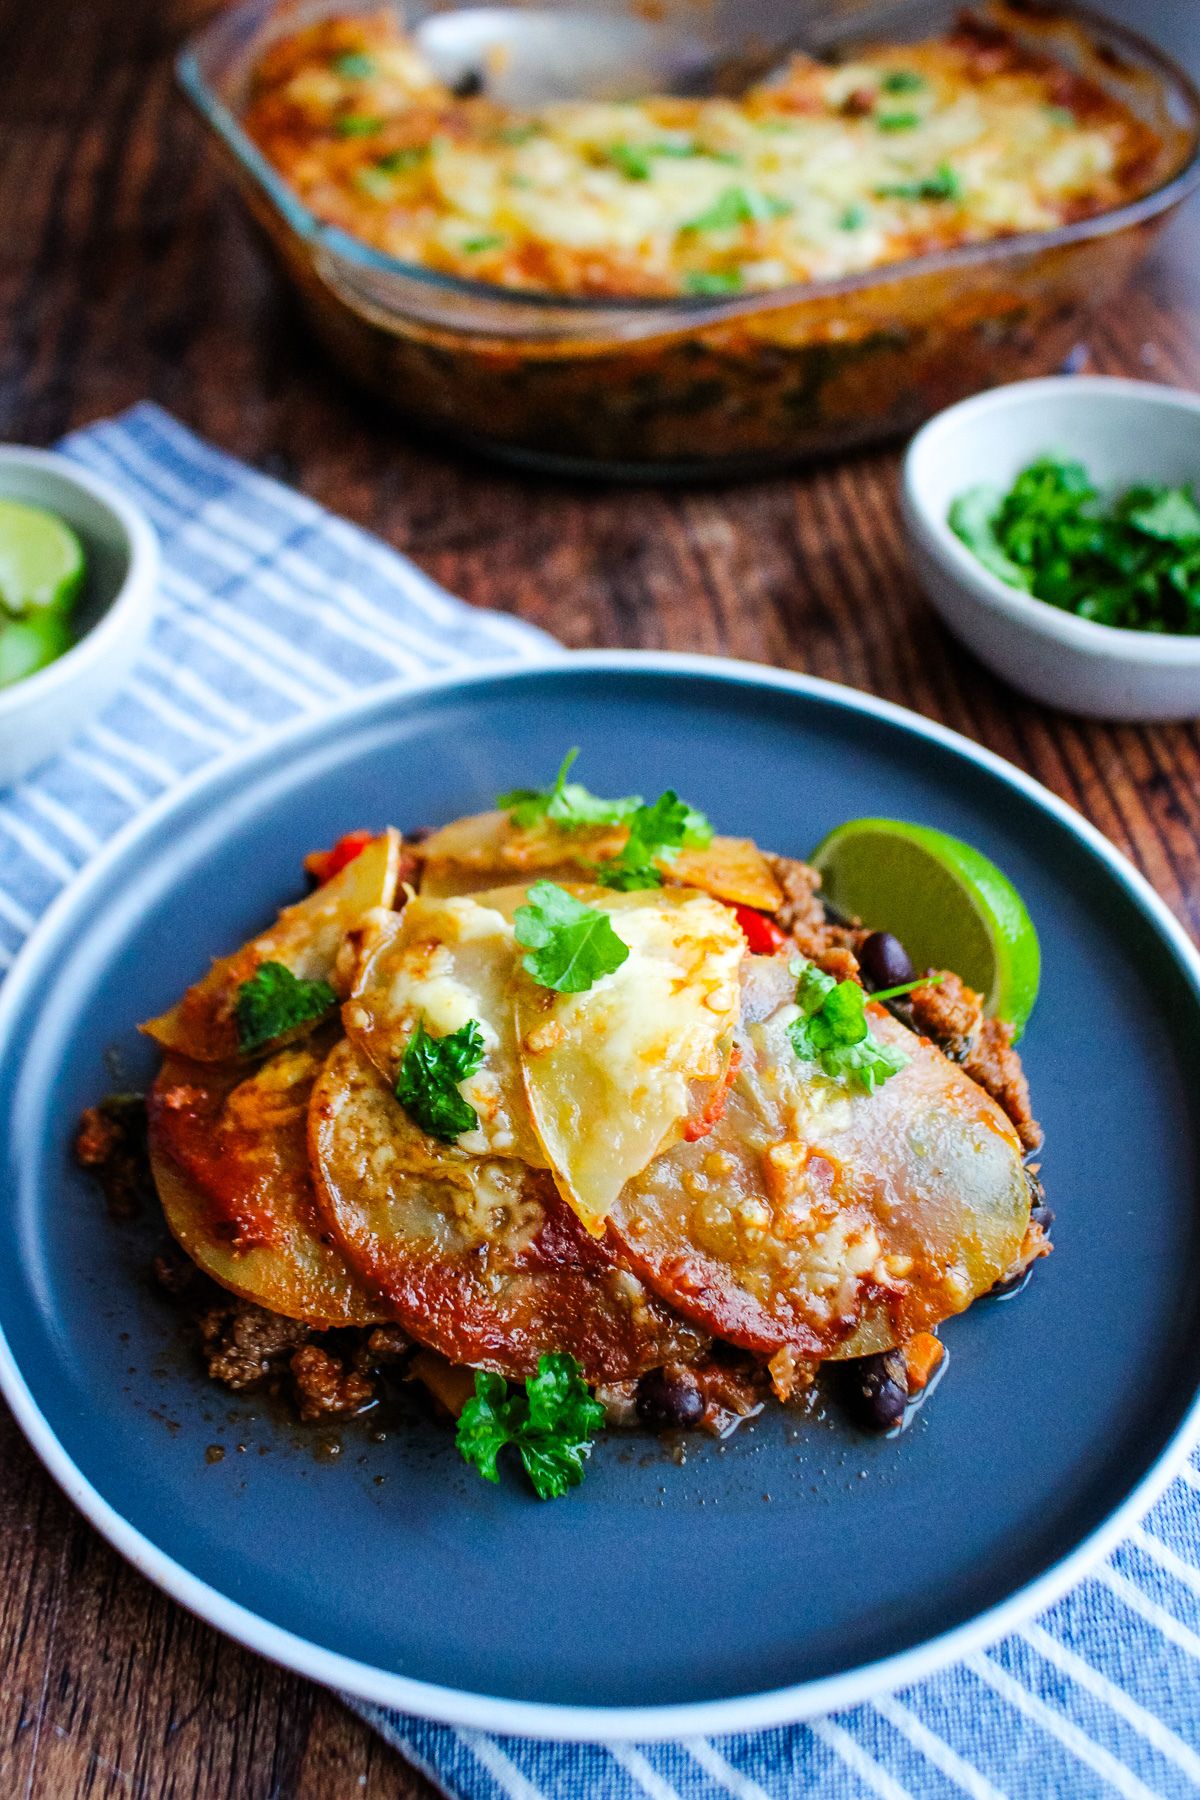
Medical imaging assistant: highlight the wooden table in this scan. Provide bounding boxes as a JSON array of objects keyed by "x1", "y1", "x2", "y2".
[{"x1": 3, "y1": 0, "x2": 1199, "y2": 1792}]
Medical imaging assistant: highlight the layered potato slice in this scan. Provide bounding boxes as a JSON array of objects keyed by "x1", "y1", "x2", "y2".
[
  {"x1": 148, "y1": 1030, "x2": 385, "y2": 1327},
  {"x1": 418, "y1": 808, "x2": 783, "y2": 912},
  {"x1": 608, "y1": 955, "x2": 1031, "y2": 1361},
  {"x1": 517, "y1": 887, "x2": 745, "y2": 1235},
  {"x1": 308, "y1": 1038, "x2": 706, "y2": 1380},
  {"x1": 143, "y1": 830, "x2": 401, "y2": 1062}
]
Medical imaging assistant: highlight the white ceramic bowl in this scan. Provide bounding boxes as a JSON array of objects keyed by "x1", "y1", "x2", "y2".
[
  {"x1": 902, "y1": 377, "x2": 1200, "y2": 721},
  {"x1": 0, "y1": 447, "x2": 158, "y2": 786}
]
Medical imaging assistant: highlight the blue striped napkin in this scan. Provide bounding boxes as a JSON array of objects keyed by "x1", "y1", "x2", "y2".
[{"x1": 3, "y1": 404, "x2": 1200, "y2": 1799}]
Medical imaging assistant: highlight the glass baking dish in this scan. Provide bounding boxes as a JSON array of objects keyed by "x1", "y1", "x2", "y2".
[{"x1": 179, "y1": 0, "x2": 1200, "y2": 479}]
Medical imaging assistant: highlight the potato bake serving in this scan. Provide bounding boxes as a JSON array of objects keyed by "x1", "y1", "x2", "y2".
[
  {"x1": 242, "y1": 7, "x2": 1162, "y2": 300},
  {"x1": 79, "y1": 755, "x2": 1049, "y2": 1498}
]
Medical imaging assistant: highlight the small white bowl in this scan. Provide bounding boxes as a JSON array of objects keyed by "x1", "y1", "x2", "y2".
[
  {"x1": 0, "y1": 447, "x2": 158, "y2": 786},
  {"x1": 902, "y1": 377, "x2": 1200, "y2": 721}
]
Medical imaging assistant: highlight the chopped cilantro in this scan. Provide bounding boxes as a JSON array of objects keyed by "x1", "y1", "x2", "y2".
[
  {"x1": 881, "y1": 69, "x2": 925, "y2": 94},
  {"x1": 595, "y1": 789, "x2": 713, "y2": 891},
  {"x1": 877, "y1": 111, "x2": 921, "y2": 131},
  {"x1": 950, "y1": 458, "x2": 1200, "y2": 633},
  {"x1": 683, "y1": 270, "x2": 744, "y2": 296},
  {"x1": 335, "y1": 113, "x2": 384, "y2": 137},
  {"x1": 462, "y1": 233, "x2": 505, "y2": 253},
  {"x1": 683, "y1": 186, "x2": 791, "y2": 232},
  {"x1": 513, "y1": 881, "x2": 629, "y2": 993},
  {"x1": 375, "y1": 146, "x2": 429, "y2": 172},
  {"x1": 456, "y1": 1353, "x2": 606, "y2": 1499},
  {"x1": 332, "y1": 51, "x2": 376, "y2": 80},
  {"x1": 876, "y1": 163, "x2": 961, "y2": 201},
  {"x1": 839, "y1": 203, "x2": 868, "y2": 231},
  {"x1": 395, "y1": 1018, "x2": 485, "y2": 1142},
  {"x1": 233, "y1": 961, "x2": 336, "y2": 1053},
  {"x1": 498, "y1": 747, "x2": 642, "y2": 832},
  {"x1": 606, "y1": 143, "x2": 655, "y2": 180},
  {"x1": 787, "y1": 960, "x2": 910, "y2": 1094}
]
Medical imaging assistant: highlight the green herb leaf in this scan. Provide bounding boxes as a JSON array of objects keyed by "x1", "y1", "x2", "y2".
[
  {"x1": 332, "y1": 51, "x2": 376, "y2": 79},
  {"x1": 786, "y1": 959, "x2": 910, "y2": 1094},
  {"x1": 595, "y1": 788, "x2": 713, "y2": 890},
  {"x1": 683, "y1": 270, "x2": 744, "y2": 296},
  {"x1": 877, "y1": 111, "x2": 921, "y2": 131},
  {"x1": 335, "y1": 113, "x2": 384, "y2": 137},
  {"x1": 456, "y1": 1353, "x2": 606, "y2": 1499},
  {"x1": 606, "y1": 142, "x2": 655, "y2": 180},
  {"x1": 876, "y1": 163, "x2": 961, "y2": 201},
  {"x1": 949, "y1": 486, "x2": 1035, "y2": 590},
  {"x1": 1044, "y1": 104, "x2": 1076, "y2": 126},
  {"x1": 1126, "y1": 486, "x2": 1200, "y2": 547},
  {"x1": 497, "y1": 747, "x2": 643, "y2": 832},
  {"x1": 881, "y1": 69, "x2": 925, "y2": 93},
  {"x1": 375, "y1": 146, "x2": 429, "y2": 172},
  {"x1": 461, "y1": 233, "x2": 505, "y2": 253},
  {"x1": 395, "y1": 1018, "x2": 485, "y2": 1142},
  {"x1": 682, "y1": 185, "x2": 791, "y2": 232},
  {"x1": 838, "y1": 203, "x2": 868, "y2": 231},
  {"x1": 513, "y1": 881, "x2": 630, "y2": 993},
  {"x1": 497, "y1": 123, "x2": 539, "y2": 145},
  {"x1": 233, "y1": 961, "x2": 336, "y2": 1053}
]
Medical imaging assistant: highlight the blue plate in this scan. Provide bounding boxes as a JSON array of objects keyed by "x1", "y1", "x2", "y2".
[{"x1": 3, "y1": 653, "x2": 1200, "y2": 1741}]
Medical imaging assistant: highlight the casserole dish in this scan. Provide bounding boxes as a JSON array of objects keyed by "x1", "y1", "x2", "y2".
[{"x1": 179, "y1": 1, "x2": 1200, "y2": 478}]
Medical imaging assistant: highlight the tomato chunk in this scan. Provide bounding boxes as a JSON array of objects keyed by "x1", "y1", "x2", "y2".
[
  {"x1": 730, "y1": 903, "x2": 787, "y2": 955},
  {"x1": 305, "y1": 829, "x2": 374, "y2": 885}
]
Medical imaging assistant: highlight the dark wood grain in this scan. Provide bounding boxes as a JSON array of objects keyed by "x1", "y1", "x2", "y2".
[{"x1": 1, "y1": 0, "x2": 1199, "y2": 1792}]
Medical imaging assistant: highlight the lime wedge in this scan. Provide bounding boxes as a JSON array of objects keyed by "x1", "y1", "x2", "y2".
[
  {"x1": 0, "y1": 499, "x2": 86, "y2": 616},
  {"x1": 810, "y1": 817, "x2": 1040, "y2": 1037},
  {"x1": 0, "y1": 612, "x2": 72, "y2": 689}
]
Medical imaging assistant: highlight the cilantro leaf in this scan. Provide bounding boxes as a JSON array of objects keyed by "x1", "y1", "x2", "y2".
[
  {"x1": 456, "y1": 1353, "x2": 606, "y2": 1499},
  {"x1": 877, "y1": 111, "x2": 921, "y2": 131},
  {"x1": 683, "y1": 186, "x2": 791, "y2": 232},
  {"x1": 595, "y1": 788, "x2": 714, "y2": 890},
  {"x1": 881, "y1": 69, "x2": 925, "y2": 93},
  {"x1": 1126, "y1": 486, "x2": 1200, "y2": 547},
  {"x1": 497, "y1": 748, "x2": 642, "y2": 833},
  {"x1": 787, "y1": 959, "x2": 910, "y2": 1094},
  {"x1": 332, "y1": 51, "x2": 376, "y2": 79},
  {"x1": 335, "y1": 113, "x2": 384, "y2": 137},
  {"x1": 876, "y1": 163, "x2": 961, "y2": 201},
  {"x1": 395, "y1": 1018, "x2": 485, "y2": 1142},
  {"x1": 513, "y1": 881, "x2": 630, "y2": 992},
  {"x1": 233, "y1": 961, "x2": 336, "y2": 1053},
  {"x1": 683, "y1": 270, "x2": 744, "y2": 296}
]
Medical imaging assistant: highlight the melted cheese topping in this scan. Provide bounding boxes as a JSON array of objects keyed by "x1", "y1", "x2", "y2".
[{"x1": 244, "y1": 13, "x2": 1160, "y2": 299}]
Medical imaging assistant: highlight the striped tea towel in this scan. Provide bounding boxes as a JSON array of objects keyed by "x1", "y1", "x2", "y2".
[{"x1": 3, "y1": 405, "x2": 1200, "y2": 1800}]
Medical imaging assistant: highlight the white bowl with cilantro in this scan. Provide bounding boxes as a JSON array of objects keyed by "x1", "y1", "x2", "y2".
[
  {"x1": 902, "y1": 377, "x2": 1200, "y2": 721},
  {"x1": 0, "y1": 447, "x2": 158, "y2": 787}
]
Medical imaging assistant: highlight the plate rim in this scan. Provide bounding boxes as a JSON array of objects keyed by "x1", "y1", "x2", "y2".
[{"x1": 3, "y1": 647, "x2": 1200, "y2": 1743}]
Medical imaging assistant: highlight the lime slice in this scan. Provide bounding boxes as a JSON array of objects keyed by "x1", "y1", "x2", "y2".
[
  {"x1": 810, "y1": 817, "x2": 1040, "y2": 1037},
  {"x1": 0, "y1": 499, "x2": 86, "y2": 616},
  {"x1": 0, "y1": 612, "x2": 72, "y2": 689}
]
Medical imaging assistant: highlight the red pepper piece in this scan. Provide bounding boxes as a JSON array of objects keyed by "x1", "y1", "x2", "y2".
[
  {"x1": 304, "y1": 829, "x2": 374, "y2": 885},
  {"x1": 730, "y1": 903, "x2": 788, "y2": 955}
]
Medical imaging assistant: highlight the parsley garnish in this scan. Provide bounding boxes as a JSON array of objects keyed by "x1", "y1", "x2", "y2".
[
  {"x1": 877, "y1": 111, "x2": 921, "y2": 131},
  {"x1": 233, "y1": 961, "x2": 336, "y2": 1053},
  {"x1": 950, "y1": 459, "x2": 1200, "y2": 633},
  {"x1": 395, "y1": 1018, "x2": 485, "y2": 1142},
  {"x1": 606, "y1": 142, "x2": 656, "y2": 180},
  {"x1": 595, "y1": 789, "x2": 714, "y2": 891},
  {"x1": 683, "y1": 270, "x2": 744, "y2": 296},
  {"x1": 881, "y1": 69, "x2": 925, "y2": 94},
  {"x1": 513, "y1": 882, "x2": 629, "y2": 993},
  {"x1": 876, "y1": 163, "x2": 961, "y2": 201},
  {"x1": 456, "y1": 1353, "x2": 606, "y2": 1499},
  {"x1": 787, "y1": 960, "x2": 919, "y2": 1093},
  {"x1": 335, "y1": 113, "x2": 384, "y2": 137},
  {"x1": 497, "y1": 747, "x2": 642, "y2": 832},
  {"x1": 683, "y1": 186, "x2": 791, "y2": 232},
  {"x1": 332, "y1": 51, "x2": 376, "y2": 79}
]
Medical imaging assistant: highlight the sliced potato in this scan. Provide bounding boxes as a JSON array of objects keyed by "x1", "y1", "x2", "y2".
[
  {"x1": 518, "y1": 888, "x2": 745, "y2": 1234},
  {"x1": 143, "y1": 829, "x2": 401, "y2": 1061},
  {"x1": 609, "y1": 955, "x2": 1031, "y2": 1358},
  {"x1": 344, "y1": 889, "x2": 545, "y2": 1166},
  {"x1": 148, "y1": 1033, "x2": 385, "y2": 1326},
  {"x1": 308, "y1": 1038, "x2": 705, "y2": 1381},
  {"x1": 418, "y1": 808, "x2": 782, "y2": 912}
]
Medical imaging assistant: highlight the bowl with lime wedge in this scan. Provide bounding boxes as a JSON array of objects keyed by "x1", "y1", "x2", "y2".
[{"x1": 0, "y1": 446, "x2": 157, "y2": 787}]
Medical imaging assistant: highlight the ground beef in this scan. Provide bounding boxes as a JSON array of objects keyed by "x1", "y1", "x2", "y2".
[
  {"x1": 290, "y1": 1343, "x2": 377, "y2": 1420},
  {"x1": 74, "y1": 1096, "x2": 152, "y2": 1220},
  {"x1": 198, "y1": 1300, "x2": 314, "y2": 1390},
  {"x1": 907, "y1": 969, "x2": 984, "y2": 1057},
  {"x1": 907, "y1": 972, "x2": 1041, "y2": 1150},
  {"x1": 765, "y1": 853, "x2": 865, "y2": 974}
]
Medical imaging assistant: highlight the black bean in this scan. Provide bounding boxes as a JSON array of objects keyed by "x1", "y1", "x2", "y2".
[
  {"x1": 859, "y1": 931, "x2": 915, "y2": 990},
  {"x1": 841, "y1": 1349, "x2": 908, "y2": 1431},
  {"x1": 451, "y1": 68, "x2": 484, "y2": 97},
  {"x1": 1031, "y1": 1201, "x2": 1055, "y2": 1234},
  {"x1": 636, "y1": 1366, "x2": 705, "y2": 1430}
]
